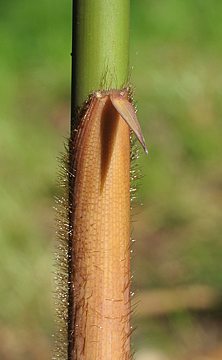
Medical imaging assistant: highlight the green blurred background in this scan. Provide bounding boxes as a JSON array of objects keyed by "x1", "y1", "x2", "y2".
[{"x1": 1, "y1": 1, "x2": 222, "y2": 359}]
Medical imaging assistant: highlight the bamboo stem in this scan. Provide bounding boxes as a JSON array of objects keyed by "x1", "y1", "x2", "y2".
[
  {"x1": 72, "y1": 0, "x2": 130, "y2": 107},
  {"x1": 69, "y1": 1, "x2": 131, "y2": 359}
]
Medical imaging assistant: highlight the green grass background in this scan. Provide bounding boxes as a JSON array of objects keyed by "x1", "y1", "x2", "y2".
[{"x1": 0, "y1": 1, "x2": 222, "y2": 358}]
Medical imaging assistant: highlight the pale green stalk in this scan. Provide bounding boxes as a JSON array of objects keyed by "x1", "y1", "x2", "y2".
[{"x1": 72, "y1": 0, "x2": 130, "y2": 107}]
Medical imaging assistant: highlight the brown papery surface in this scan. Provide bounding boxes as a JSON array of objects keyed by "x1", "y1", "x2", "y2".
[{"x1": 68, "y1": 94, "x2": 131, "y2": 359}]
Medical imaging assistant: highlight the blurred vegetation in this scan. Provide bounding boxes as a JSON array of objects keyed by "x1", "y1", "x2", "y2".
[{"x1": 0, "y1": 0, "x2": 222, "y2": 359}]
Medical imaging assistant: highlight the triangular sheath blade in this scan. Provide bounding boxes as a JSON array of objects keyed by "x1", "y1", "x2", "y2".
[{"x1": 110, "y1": 93, "x2": 148, "y2": 154}]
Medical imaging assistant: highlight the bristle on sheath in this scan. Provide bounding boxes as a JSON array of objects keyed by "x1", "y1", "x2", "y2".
[{"x1": 53, "y1": 88, "x2": 146, "y2": 360}]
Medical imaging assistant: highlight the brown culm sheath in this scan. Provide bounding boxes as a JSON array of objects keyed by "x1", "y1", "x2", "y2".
[{"x1": 68, "y1": 91, "x2": 131, "y2": 359}]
